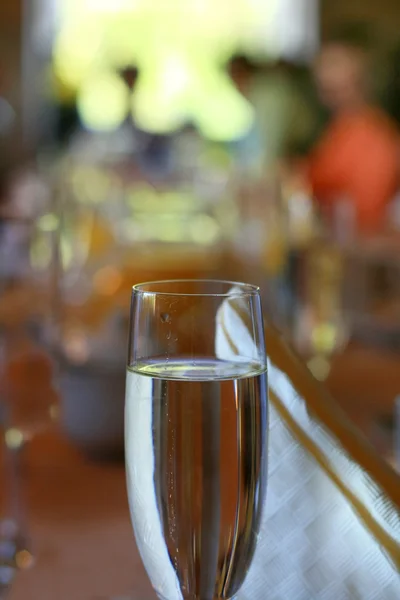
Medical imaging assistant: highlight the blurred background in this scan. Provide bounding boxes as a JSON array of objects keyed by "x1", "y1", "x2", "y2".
[
  {"x1": 0, "y1": 0, "x2": 399, "y2": 461},
  {"x1": 0, "y1": 1, "x2": 399, "y2": 598}
]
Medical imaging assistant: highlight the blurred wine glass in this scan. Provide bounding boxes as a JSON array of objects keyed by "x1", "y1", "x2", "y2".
[
  {"x1": 294, "y1": 240, "x2": 349, "y2": 381},
  {"x1": 0, "y1": 211, "x2": 60, "y2": 589}
]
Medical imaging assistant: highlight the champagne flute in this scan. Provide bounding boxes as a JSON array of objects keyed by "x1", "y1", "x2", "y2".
[{"x1": 125, "y1": 280, "x2": 268, "y2": 600}]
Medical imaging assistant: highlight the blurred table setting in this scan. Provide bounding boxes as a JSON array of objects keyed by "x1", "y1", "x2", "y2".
[
  {"x1": 4, "y1": 431, "x2": 153, "y2": 600},
  {"x1": 1, "y1": 144, "x2": 400, "y2": 599},
  {"x1": 286, "y1": 229, "x2": 400, "y2": 461},
  {"x1": 229, "y1": 165, "x2": 400, "y2": 461},
  {"x1": 2, "y1": 0, "x2": 400, "y2": 596},
  {"x1": 3, "y1": 325, "x2": 400, "y2": 600}
]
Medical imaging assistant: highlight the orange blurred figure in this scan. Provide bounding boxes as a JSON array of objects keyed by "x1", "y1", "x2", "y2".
[{"x1": 308, "y1": 24, "x2": 400, "y2": 234}]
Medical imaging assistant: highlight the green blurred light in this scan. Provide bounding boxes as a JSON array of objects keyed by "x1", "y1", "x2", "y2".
[
  {"x1": 38, "y1": 213, "x2": 59, "y2": 232},
  {"x1": 60, "y1": 235, "x2": 74, "y2": 269},
  {"x1": 55, "y1": 0, "x2": 260, "y2": 140},
  {"x1": 77, "y1": 72, "x2": 129, "y2": 131},
  {"x1": 5, "y1": 428, "x2": 24, "y2": 450},
  {"x1": 190, "y1": 215, "x2": 220, "y2": 245},
  {"x1": 30, "y1": 237, "x2": 52, "y2": 270}
]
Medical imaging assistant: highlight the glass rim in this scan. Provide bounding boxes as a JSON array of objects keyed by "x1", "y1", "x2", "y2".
[{"x1": 132, "y1": 279, "x2": 260, "y2": 298}]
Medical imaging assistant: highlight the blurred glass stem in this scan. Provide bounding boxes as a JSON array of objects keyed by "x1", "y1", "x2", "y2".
[{"x1": 0, "y1": 414, "x2": 34, "y2": 592}]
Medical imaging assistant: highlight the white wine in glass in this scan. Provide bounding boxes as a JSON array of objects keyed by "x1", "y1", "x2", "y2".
[{"x1": 125, "y1": 280, "x2": 268, "y2": 600}]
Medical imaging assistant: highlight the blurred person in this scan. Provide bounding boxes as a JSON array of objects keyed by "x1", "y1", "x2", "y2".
[
  {"x1": 65, "y1": 64, "x2": 173, "y2": 176},
  {"x1": 228, "y1": 54, "x2": 254, "y2": 99},
  {"x1": 226, "y1": 54, "x2": 263, "y2": 175},
  {"x1": 0, "y1": 63, "x2": 18, "y2": 204},
  {"x1": 254, "y1": 60, "x2": 323, "y2": 169},
  {"x1": 382, "y1": 41, "x2": 400, "y2": 129},
  {"x1": 382, "y1": 42, "x2": 400, "y2": 229},
  {"x1": 307, "y1": 24, "x2": 400, "y2": 235},
  {"x1": 121, "y1": 66, "x2": 172, "y2": 174},
  {"x1": 228, "y1": 54, "x2": 322, "y2": 179}
]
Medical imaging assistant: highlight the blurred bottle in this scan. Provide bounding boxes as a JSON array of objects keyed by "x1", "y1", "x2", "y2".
[
  {"x1": 330, "y1": 195, "x2": 356, "y2": 246},
  {"x1": 294, "y1": 241, "x2": 348, "y2": 381}
]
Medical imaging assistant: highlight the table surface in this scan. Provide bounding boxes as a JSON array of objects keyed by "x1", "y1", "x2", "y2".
[
  {"x1": 6, "y1": 340, "x2": 400, "y2": 600},
  {"x1": 327, "y1": 342, "x2": 400, "y2": 461},
  {"x1": 8, "y1": 431, "x2": 154, "y2": 600}
]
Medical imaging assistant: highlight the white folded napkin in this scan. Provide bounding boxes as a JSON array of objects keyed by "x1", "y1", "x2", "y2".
[{"x1": 215, "y1": 285, "x2": 263, "y2": 365}]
